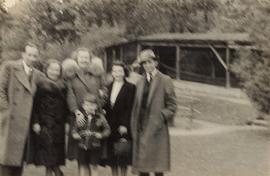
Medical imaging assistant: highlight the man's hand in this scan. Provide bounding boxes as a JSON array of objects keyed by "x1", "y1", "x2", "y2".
[
  {"x1": 72, "y1": 132, "x2": 81, "y2": 140},
  {"x1": 75, "y1": 110, "x2": 85, "y2": 127},
  {"x1": 94, "y1": 132, "x2": 102, "y2": 139},
  {"x1": 99, "y1": 89, "x2": 105, "y2": 97},
  {"x1": 81, "y1": 130, "x2": 93, "y2": 137},
  {"x1": 118, "y1": 125, "x2": 128, "y2": 136},
  {"x1": 33, "y1": 123, "x2": 41, "y2": 135}
]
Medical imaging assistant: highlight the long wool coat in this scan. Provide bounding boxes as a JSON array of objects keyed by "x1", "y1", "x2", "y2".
[
  {"x1": 27, "y1": 81, "x2": 69, "y2": 167},
  {"x1": 66, "y1": 69, "x2": 107, "y2": 160},
  {"x1": 131, "y1": 71, "x2": 177, "y2": 173},
  {"x1": 0, "y1": 60, "x2": 47, "y2": 166}
]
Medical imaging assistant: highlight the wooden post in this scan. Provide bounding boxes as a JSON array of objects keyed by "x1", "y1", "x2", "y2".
[
  {"x1": 103, "y1": 49, "x2": 107, "y2": 72},
  {"x1": 210, "y1": 61, "x2": 216, "y2": 79},
  {"x1": 209, "y1": 45, "x2": 229, "y2": 88},
  {"x1": 136, "y1": 43, "x2": 141, "y2": 56},
  {"x1": 225, "y1": 46, "x2": 231, "y2": 88},
  {"x1": 112, "y1": 48, "x2": 116, "y2": 61},
  {"x1": 176, "y1": 45, "x2": 180, "y2": 80},
  {"x1": 0, "y1": 27, "x2": 2, "y2": 62},
  {"x1": 120, "y1": 46, "x2": 123, "y2": 61}
]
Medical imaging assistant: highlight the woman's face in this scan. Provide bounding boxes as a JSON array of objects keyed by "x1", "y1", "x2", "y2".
[
  {"x1": 112, "y1": 65, "x2": 125, "y2": 81},
  {"x1": 77, "y1": 50, "x2": 90, "y2": 69},
  {"x1": 47, "y1": 63, "x2": 61, "y2": 81}
]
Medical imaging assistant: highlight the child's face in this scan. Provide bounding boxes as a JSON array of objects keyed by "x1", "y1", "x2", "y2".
[
  {"x1": 63, "y1": 67, "x2": 75, "y2": 79},
  {"x1": 82, "y1": 101, "x2": 98, "y2": 114}
]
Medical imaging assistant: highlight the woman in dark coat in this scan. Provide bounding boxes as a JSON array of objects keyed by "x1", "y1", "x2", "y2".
[
  {"x1": 104, "y1": 61, "x2": 136, "y2": 176},
  {"x1": 29, "y1": 59, "x2": 69, "y2": 176}
]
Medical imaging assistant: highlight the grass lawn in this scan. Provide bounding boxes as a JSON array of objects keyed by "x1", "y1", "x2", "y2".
[{"x1": 174, "y1": 80, "x2": 258, "y2": 125}]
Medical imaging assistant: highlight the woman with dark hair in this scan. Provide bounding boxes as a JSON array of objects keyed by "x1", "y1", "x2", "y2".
[
  {"x1": 28, "y1": 59, "x2": 69, "y2": 176},
  {"x1": 104, "y1": 60, "x2": 136, "y2": 176}
]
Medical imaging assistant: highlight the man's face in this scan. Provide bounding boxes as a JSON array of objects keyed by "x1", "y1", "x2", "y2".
[
  {"x1": 142, "y1": 59, "x2": 157, "y2": 73},
  {"x1": 22, "y1": 46, "x2": 39, "y2": 67}
]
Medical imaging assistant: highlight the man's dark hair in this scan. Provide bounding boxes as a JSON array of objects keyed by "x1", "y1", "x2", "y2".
[{"x1": 24, "y1": 42, "x2": 39, "y2": 52}]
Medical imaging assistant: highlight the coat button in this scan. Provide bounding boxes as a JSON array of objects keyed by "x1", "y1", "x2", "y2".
[
  {"x1": 13, "y1": 102, "x2": 17, "y2": 105},
  {"x1": 10, "y1": 115, "x2": 14, "y2": 120}
]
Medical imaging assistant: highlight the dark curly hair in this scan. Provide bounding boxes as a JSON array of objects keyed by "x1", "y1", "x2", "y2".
[{"x1": 112, "y1": 60, "x2": 130, "y2": 78}]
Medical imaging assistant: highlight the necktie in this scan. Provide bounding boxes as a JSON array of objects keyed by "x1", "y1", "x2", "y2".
[
  {"x1": 28, "y1": 68, "x2": 33, "y2": 82},
  {"x1": 148, "y1": 73, "x2": 152, "y2": 83}
]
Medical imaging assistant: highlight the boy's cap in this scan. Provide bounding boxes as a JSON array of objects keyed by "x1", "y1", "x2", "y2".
[{"x1": 137, "y1": 49, "x2": 156, "y2": 64}]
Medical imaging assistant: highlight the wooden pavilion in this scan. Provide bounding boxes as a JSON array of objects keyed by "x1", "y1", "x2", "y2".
[{"x1": 103, "y1": 33, "x2": 254, "y2": 87}]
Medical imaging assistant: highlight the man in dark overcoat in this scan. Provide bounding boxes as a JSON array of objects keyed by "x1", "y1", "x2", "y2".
[{"x1": 131, "y1": 49, "x2": 177, "y2": 176}]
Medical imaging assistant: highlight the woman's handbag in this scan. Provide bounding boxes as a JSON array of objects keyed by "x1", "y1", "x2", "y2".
[{"x1": 113, "y1": 138, "x2": 131, "y2": 157}]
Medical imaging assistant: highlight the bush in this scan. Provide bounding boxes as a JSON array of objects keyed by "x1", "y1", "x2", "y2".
[{"x1": 232, "y1": 49, "x2": 270, "y2": 115}]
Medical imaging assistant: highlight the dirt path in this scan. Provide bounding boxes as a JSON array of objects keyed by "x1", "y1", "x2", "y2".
[
  {"x1": 23, "y1": 120, "x2": 270, "y2": 176},
  {"x1": 170, "y1": 119, "x2": 267, "y2": 136}
]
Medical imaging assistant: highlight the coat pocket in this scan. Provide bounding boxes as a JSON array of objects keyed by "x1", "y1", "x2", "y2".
[
  {"x1": 0, "y1": 109, "x2": 10, "y2": 135},
  {"x1": 151, "y1": 114, "x2": 164, "y2": 135}
]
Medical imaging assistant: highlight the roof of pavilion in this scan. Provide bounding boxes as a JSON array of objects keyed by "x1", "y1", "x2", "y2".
[
  {"x1": 105, "y1": 33, "x2": 253, "y2": 48},
  {"x1": 138, "y1": 33, "x2": 251, "y2": 43}
]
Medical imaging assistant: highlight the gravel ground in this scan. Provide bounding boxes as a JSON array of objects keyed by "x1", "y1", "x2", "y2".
[
  {"x1": 23, "y1": 124, "x2": 270, "y2": 176},
  {"x1": 169, "y1": 128, "x2": 270, "y2": 176}
]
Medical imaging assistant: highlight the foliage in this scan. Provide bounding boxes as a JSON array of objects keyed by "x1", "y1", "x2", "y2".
[
  {"x1": 227, "y1": 0, "x2": 270, "y2": 115},
  {"x1": 2, "y1": 0, "x2": 270, "y2": 116},
  {"x1": 1, "y1": 0, "x2": 220, "y2": 61}
]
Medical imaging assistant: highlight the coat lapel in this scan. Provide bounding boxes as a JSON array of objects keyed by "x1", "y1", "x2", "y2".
[
  {"x1": 147, "y1": 71, "x2": 161, "y2": 107},
  {"x1": 107, "y1": 83, "x2": 113, "y2": 101},
  {"x1": 30, "y1": 70, "x2": 38, "y2": 93},
  {"x1": 14, "y1": 63, "x2": 32, "y2": 93},
  {"x1": 77, "y1": 71, "x2": 91, "y2": 90},
  {"x1": 113, "y1": 81, "x2": 126, "y2": 108},
  {"x1": 136, "y1": 77, "x2": 145, "y2": 109}
]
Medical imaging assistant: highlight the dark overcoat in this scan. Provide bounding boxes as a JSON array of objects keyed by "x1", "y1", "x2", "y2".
[
  {"x1": 0, "y1": 60, "x2": 47, "y2": 166},
  {"x1": 27, "y1": 81, "x2": 69, "y2": 167},
  {"x1": 131, "y1": 71, "x2": 177, "y2": 172}
]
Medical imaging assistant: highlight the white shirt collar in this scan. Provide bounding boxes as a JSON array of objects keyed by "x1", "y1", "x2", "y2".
[
  {"x1": 151, "y1": 69, "x2": 158, "y2": 77},
  {"x1": 110, "y1": 80, "x2": 124, "y2": 106},
  {"x1": 22, "y1": 60, "x2": 32, "y2": 75},
  {"x1": 146, "y1": 68, "x2": 158, "y2": 81}
]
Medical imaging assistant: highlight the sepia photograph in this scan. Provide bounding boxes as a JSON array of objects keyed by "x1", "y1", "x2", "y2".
[{"x1": 0, "y1": 0, "x2": 270, "y2": 176}]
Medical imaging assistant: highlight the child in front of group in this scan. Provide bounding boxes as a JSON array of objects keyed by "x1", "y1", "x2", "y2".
[{"x1": 72, "y1": 93, "x2": 111, "y2": 176}]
